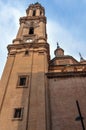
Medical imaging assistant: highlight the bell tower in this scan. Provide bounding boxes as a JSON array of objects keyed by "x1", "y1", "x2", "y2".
[
  {"x1": 0, "y1": 3, "x2": 49, "y2": 130},
  {"x1": 14, "y1": 2, "x2": 47, "y2": 44}
]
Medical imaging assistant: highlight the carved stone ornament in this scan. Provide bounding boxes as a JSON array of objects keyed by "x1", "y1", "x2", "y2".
[{"x1": 24, "y1": 21, "x2": 39, "y2": 28}]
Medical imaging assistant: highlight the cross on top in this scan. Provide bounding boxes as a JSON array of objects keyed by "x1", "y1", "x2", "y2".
[{"x1": 57, "y1": 42, "x2": 60, "y2": 48}]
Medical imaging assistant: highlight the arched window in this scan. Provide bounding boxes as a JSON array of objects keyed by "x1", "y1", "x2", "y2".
[
  {"x1": 29, "y1": 27, "x2": 34, "y2": 34},
  {"x1": 33, "y1": 10, "x2": 36, "y2": 16},
  {"x1": 40, "y1": 10, "x2": 42, "y2": 16}
]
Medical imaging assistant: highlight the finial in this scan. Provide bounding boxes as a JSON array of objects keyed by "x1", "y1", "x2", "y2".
[
  {"x1": 79, "y1": 52, "x2": 84, "y2": 61},
  {"x1": 57, "y1": 42, "x2": 60, "y2": 48},
  {"x1": 35, "y1": 2, "x2": 40, "y2": 5}
]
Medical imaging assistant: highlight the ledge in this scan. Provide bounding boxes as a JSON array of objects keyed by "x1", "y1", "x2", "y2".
[{"x1": 46, "y1": 71, "x2": 86, "y2": 78}]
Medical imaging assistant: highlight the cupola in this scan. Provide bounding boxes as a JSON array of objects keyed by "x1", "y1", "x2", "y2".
[{"x1": 54, "y1": 43, "x2": 64, "y2": 57}]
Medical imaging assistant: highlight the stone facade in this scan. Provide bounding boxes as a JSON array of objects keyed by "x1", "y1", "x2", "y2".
[{"x1": 0, "y1": 2, "x2": 86, "y2": 130}]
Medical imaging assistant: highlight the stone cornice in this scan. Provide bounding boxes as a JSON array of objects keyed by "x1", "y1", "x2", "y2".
[
  {"x1": 20, "y1": 16, "x2": 46, "y2": 24},
  {"x1": 49, "y1": 64, "x2": 86, "y2": 68},
  {"x1": 49, "y1": 64, "x2": 86, "y2": 73},
  {"x1": 7, "y1": 42, "x2": 50, "y2": 62},
  {"x1": 46, "y1": 71, "x2": 86, "y2": 78},
  {"x1": 7, "y1": 42, "x2": 49, "y2": 51}
]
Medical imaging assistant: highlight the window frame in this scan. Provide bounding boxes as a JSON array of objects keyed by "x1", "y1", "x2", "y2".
[
  {"x1": 13, "y1": 107, "x2": 24, "y2": 120},
  {"x1": 17, "y1": 75, "x2": 29, "y2": 88}
]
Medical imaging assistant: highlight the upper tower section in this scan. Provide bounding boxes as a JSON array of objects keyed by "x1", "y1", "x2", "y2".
[
  {"x1": 13, "y1": 2, "x2": 47, "y2": 45},
  {"x1": 26, "y1": 2, "x2": 45, "y2": 17}
]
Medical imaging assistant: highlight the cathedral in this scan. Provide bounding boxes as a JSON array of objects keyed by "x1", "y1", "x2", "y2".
[{"x1": 0, "y1": 2, "x2": 86, "y2": 130}]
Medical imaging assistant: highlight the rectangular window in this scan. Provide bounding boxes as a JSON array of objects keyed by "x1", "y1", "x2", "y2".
[
  {"x1": 19, "y1": 77, "x2": 26, "y2": 86},
  {"x1": 17, "y1": 75, "x2": 29, "y2": 87},
  {"x1": 13, "y1": 108, "x2": 23, "y2": 119}
]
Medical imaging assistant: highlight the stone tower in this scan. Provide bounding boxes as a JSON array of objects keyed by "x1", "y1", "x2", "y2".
[{"x1": 0, "y1": 3, "x2": 49, "y2": 130}]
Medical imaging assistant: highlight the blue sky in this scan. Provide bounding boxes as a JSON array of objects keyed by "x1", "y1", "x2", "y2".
[{"x1": 0, "y1": 0, "x2": 86, "y2": 77}]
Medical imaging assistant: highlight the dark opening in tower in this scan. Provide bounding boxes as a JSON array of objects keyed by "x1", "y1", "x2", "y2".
[
  {"x1": 29, "y1": 27, "x2": 34, "y2": 34},
  {"x1": 33, "y1": 10, "x2": 36, "y2": 16}
]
